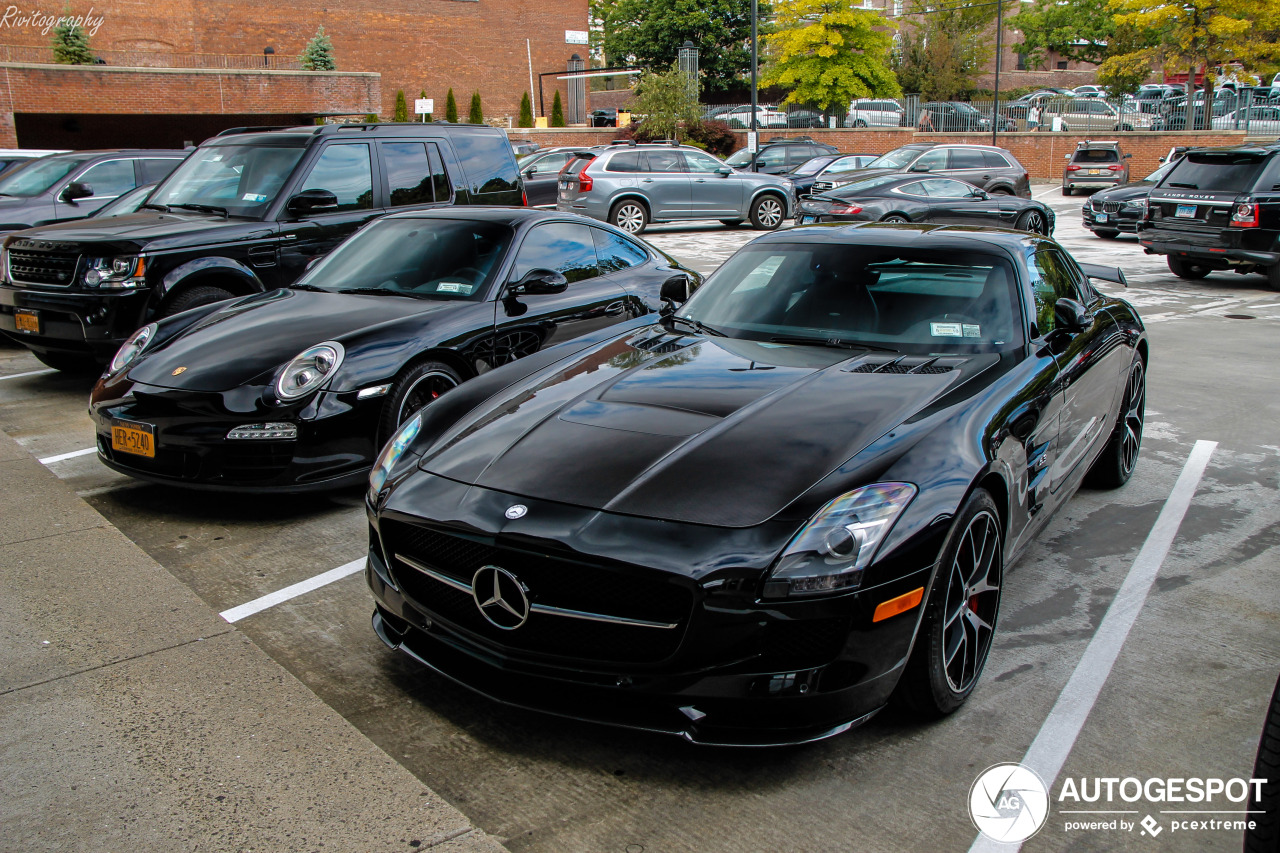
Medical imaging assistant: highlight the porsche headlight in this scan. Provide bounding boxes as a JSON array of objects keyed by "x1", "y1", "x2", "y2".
[
  {"x1": 764, "y1": 483, "x2": 917, "y2": 599},
  {"x1": 275, "y1": 342, "x2": 344, "y2": 401},
  {"x1": 109, "y1": 322, "x2": 157, "y2": 374},
  {"x1": 83, "y1": 255, "x2": 146, "y2": 289},
  {"x1": 369, "y1": 412, "x2": 423, "y2": 498}
]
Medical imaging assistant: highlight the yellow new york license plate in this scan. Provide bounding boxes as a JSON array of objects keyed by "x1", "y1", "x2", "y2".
[
  {"x1": 14, "y1": 309, "x2": 39, "y2": 333},
  {"x1": 111, "y1": 420, "x2": 155, "y2": 458}
]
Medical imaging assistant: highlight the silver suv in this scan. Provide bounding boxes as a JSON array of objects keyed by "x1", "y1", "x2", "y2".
[{"x1": 556, "y1": 142, "x2": 796, "y2": 235}]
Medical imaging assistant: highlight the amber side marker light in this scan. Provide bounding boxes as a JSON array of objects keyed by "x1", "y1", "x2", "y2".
[{"x1": 872, "y1": 587, "x2": 924, "y2": 623}]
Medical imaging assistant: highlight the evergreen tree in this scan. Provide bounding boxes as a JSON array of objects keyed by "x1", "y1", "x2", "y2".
[
  {"x1": 300, "y1": 27, "x2": 336, "y2": 71},
  {"x1": 468, "y1": 91, "x2": 484, "y2": 124},
  {"x1": 420, "y1": 88, "x2": 432, "y2": 122},
  {"x1": 518, "y1": 91, "x2": 534, "y2": 128},
  {"x1": 445, "y1": 89, "x2": 459, "y2": 122},
  {"x1": 394, "y1": 89, "x2": 409, "y2": 122},
  {"x1": 51, "y1": 14, "x2": 94, "y2": 65},
  {"x1": 551, "y1": 90, "x2": 565, "y2": 127},
  {"x1": 364, "y1": 113, "x2": 380, "y2": 123}
]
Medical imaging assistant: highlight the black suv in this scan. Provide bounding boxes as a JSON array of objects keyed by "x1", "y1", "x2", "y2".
[
  {"x1": 0, "y1": 122, "x2": 523, "y2": 370},
  {"x1": 0, "y1": 149, "x2": 187, "y2": 233},
  {"x1": 1139, "y1": 143, "x2": 1280, "y2": 291},
  {"x1": 723, "y1": 137, "x2": 839, "y2": 175}
]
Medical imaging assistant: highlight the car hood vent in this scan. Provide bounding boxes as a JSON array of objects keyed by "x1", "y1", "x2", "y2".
[
  {"x1": 629, "y1": 331, "x2": 690, "y2": 354},
  {"x1": 847, "y1": 355, "x2": 959, "y2": 374}
]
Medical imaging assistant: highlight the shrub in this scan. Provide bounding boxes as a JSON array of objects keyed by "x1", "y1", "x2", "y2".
[
  {"x1": 51, "y1": 14, "x2": 94, "y2": 65},
  {"x1": 518, "y1": 91, "x2": 534, "y2": 128},
  {"x1": 299, "y1": 27, "x2": 335, "y2": 71},
  {"x1": 394, "y1": 89, "x2": 408, "y2": 122},
  {"x1": 468, "y1": 91, "x2": 483, "y2": 124},
  {"x1": 551, "y1": 91, "x2": 565, "y2": 127},
  {"x1": 445, "y1": 89, "x2": 458, "y2": 123},
  {"x1": 364, "y1": 113, "x2": 379, "y2": 123}
]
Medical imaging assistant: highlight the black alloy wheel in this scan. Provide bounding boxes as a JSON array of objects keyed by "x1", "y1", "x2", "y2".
[
  {"x1": 880, "y1": 214, "x2": 909, "y2": 224},
  {"x1": 897, "y1": 489, "x2": 1003, "y2": 717},
  {"x1": 1085, "y1": 358, "x2": 1146, "y2": 489},
  {"x1": 378, "y1": 360, "x2": 462, "y2": 445},
  {"x1": 1017, "y1": 209, "x2": 1048, "y2": 235}
]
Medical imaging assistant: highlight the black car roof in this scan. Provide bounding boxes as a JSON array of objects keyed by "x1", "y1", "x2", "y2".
[
  {"x1": 206, "y1": 122, "x2": 507, "y2": 147},
  {"x1": 750, "y1": 221, "x2": 1044, "y2": 252},
  {"x1": 378, "y1": 206, "x2": 580, "y2": 225},
  {"x1": 42, "y1": 149, "x2": 185, "y2": 158}
]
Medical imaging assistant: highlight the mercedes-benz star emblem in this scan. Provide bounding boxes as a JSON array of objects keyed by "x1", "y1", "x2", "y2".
[
  {"x1": 472, "y1": 566, "x2": 530, "y2": 630},
  {"x1": 504, "y1": 504, "x2": 528, "y2": 520}
]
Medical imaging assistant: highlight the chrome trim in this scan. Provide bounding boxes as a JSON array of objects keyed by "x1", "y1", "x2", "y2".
[{"x1": 395, "y1": 552, "x2": 679, "y2": 630}]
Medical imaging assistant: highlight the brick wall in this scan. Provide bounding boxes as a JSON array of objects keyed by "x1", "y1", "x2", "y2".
[{"x1": 0, "y1": 0, "x2": 588, "y2": 122}]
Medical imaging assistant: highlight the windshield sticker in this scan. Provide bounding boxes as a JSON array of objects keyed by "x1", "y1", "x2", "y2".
[
  {"x1": 435, "y1": 282, "x2": 473, "y2": 294},
  {"x1": 241, "y1": 193, "x2": 267, "y2": 202},
  {"x1": 931, "y1": 322, "x2": 963, "y2": 337},
  {"x1": 963, "y1": 324, "x2": 982, "y2": 337},
  {"x1": 205, "y1": 154, "x2": 223, "y2": 162}
]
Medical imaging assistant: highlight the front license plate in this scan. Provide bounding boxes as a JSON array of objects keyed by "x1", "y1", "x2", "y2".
[
  {"x1": 799, "y1": 215, "x2": 816, "y2": 224},
  {"x1": 111, "y1": 419, "x2": 155, "y2": 458},
  {"x1": 1176, "y1": 204, "x2": 1197, "y2": 218},
  {"x1": 14, "y1": 308, "x2": 39, "y2": 334},
  {"x1": 1095, "y1": 213, "x2": 1109, "y2": 223},
  {"x1": 1088, "y1": 169, "x2": 1100, "y2": 175}
]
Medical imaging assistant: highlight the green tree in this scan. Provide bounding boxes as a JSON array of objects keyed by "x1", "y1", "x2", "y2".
[
  {"x1": 594, "y1": 0, "x2": 766, "y2": 94},
  {"x1": 299, "y1": 26, "x2": 336, "y2": 71},
  {"x1": 420, "y1": 89, "x2": 433, "y2": 122},
  {"x1": 762, "y1": 0, "x2": 899, "y2": 112},
  {"x1": 394, "y1": 89, "x2": 409, "y2": 122},
  {"x1": 892, "y1": 0, "x2": 999, "y2": 100},
  {"x1": 51, "y1": 12, "x2": 94, "y2": 65},
  {"x1": 551, "y1": 90, "x2": 566, "y2": 126},
  {"x1": 630, "y1": 62, "x2": 700, "y2": 140},
  {"x1": 364, "y1": 113, "x2": 380, "y2": 123},
  {"x1": 1012, "y1": 0, "x2": 1114, "y2": 68},
  {"x1": 468, "y1": 91, "x2": 484, "y2": 124},
  {"x1": 518, "y1": 91, "x2": 534, "y2": 128},
  {"x1": 445, "y1": 88, "x2": 458, "y2": 122}
]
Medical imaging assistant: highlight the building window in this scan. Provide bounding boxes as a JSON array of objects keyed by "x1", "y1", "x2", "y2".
[
  {"x1": 1016, "y1": 52, "x2": 1027, "y2": 71},
  {"x1": 893, "y1": 0, "x2": 903, "y2": 14},
  {"x1": 1057, "y1": 60, "x2": 1068, "y2": 70}
]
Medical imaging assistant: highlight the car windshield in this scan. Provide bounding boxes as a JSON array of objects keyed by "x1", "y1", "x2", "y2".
[
  {"x1": 790, "y1": 156, "x2": 833, "y2": 176},
  {"x1": 866, "y1": 148, "x2": 923, "y2": 170},
  {"x1": 0, "y1": 155, "x2": 90, "y2": 197},
  {"x1": 151, "y1": 143, "x2": 307, "y2": 217},
  {"x1": 92, "y1": 183, "x2": 155, "y2": 217},
  {"x1": 725, "y1": 149, "x2": 754, "y2": 167},
  {"x1": 296, "y1": 217, "x2": 512, "y2": 299},
  {"x1": 677, "y1": 242, "x2": 1022, "y2": 353},
  {"x1": 1144, "y1": 161, "x2": 1175, "y2": 182}
]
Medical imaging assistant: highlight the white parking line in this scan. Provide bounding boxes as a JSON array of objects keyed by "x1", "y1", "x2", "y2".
[
  {"x1": 0, "y1": 368, "x2": 56, "y2": 381},
  {"x1": 219, "y1": 558, "x2": 366, "y2": 624},
  {"x1": 38, "y1": 447, "x2": 98, "y2": 465},
  {"x1": 968, "y1": 439, "x2": 1217, "y2": 853}
]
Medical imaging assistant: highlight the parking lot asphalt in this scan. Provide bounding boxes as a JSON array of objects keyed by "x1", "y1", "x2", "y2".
[{"x1": 1, "y1": 187, "x2": 1278, "y2": 852}]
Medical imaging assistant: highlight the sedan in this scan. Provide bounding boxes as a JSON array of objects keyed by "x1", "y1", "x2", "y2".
[
  {"x1": 1081, "y1": 160, "x2": 1177, "y2": 238},
  {"x1": 89, "y1": 209, "x2": 699, "y2": 492},
  {"x1": 516, "y1": 147, "x2": 578, "y2": 207},
  {"x1": 797, "y1": 175, "x2": 1053, "y2": 235},
  {"x1": 790, "y1": 153, "x2": 878, "y2": 196},
  {"x1": 365, "y1": 224, "x2": 1146, "y2": 745}
]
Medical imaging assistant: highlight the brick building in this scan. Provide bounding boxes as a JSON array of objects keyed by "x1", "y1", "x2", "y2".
[{"x1": 0, "y1": 0, "x2": 589, "y2": 148}]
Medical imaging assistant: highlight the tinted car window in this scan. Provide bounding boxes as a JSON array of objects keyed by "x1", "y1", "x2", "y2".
[
  {"x1": 982, "y1": 151, "x2": 1010, "y2": 168},
  {"x1": 921, "y1": 178, "x2": 973, "y2": 198},
  {"x1": 1029, "y1": 250, "x2": 1083, "y2": 335},
  {"x1": 454, "y1": 131, "x2": 517, "y2": 195},
  {"x1": 1074, "y1": 149, "x2": 1119, "y2": 163},
  {"x1": 511, "y1": 222, "x2": 600, "y2": 284},
  {"x1": 898, "y1": 181, "x2": 928, "y2": 196},
  {"x1": 76, "y1": 159, "x2": 137, "y2": 197},
  {"x1": 948, "y1": 149, "x2": 987, "y2": 170},
  {"x1": 591, "y1": 227, "x2": 648, "y2": 273},
  {"x1": 155, "y1": 144, "x2": 305, "y2": 216},
  {"x1": 300, "y1": 143, "x2": 374, "y2": 211},
  {"x1": 526, "y1": 152, "x2": 572, "y2": 174},
  {"x1": 384, "y1": 142, "x2": 436, "y2": 207},
  {"x1": 756, "y1": 147, "x2": 788, "y2": 169},
  {"x1": 607, "y1": 151, "x2": 644, "y2": 172},
  {"x1": 1163, "y1": 152, "x2": 1267, "y2": 191},
  {"x1": 916, "y1": 148, "x2": 948, "y2": 170},
  {"x1": 139, "y1": 157, "x2": 182, "y2": 184}
]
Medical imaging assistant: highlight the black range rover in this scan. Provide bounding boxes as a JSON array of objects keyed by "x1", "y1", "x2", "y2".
[
  {"x1": 1139, "y1": 143, "x2": 1280, "y2": 290},
  {"x1": 0, "y1": 122, "x2": 525, "y2": 371}
]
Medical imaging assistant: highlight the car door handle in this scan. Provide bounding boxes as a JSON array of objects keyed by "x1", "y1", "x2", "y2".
[
  {"x1": 694, "y1": 179, "x2": 708, "y2": 183},
  {"x1": 604, "y1": 300, "x2": 626, "y2": 316},
  {"x1": 641, "y1": 178, "x2": 655, "y2": 183}
]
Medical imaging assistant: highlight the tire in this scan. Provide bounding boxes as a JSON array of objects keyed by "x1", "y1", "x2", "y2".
[
  {"x1": 895, "y1": 488, "x2": 1003, "y2": 718},
  {"x1": 1245, "y1": 671, "x2": 1280, "y2": 853},
  {"x1": 32, "y1": 350, "x2": 101, "y2": 373},
  {"x1": 158, "y1": 284, "x2": 234, "y2": 318},
  {"x1": 990, "y1": 188, "x2": 1014, "y2": 196},
  {"x1": 1120, "y1": 123, "x2": 1134, "y2": 132},
  {"x1": 719, "y1": 218, "x2": 745, "y2": 227},
  {"x1": 880, "y1": 214, "x2": 910, "y2": 224},
  {"x1": 1062, "y1": 186, "x2": 1074, "y2": 197},
  {"x1": 1084, "y1": 357, "x2": 1146, "y2": 489},
  {"x1": 1016, "y1": 209, "x2": 1049, "y2": 235},
  {"x1": 854, "y1": 119, "x2": 868, "y2": 128},
  {"x1": 377, "y1": 360, "x2": 462, "y2": 447},
  {"x1": 609, "y1": 199, "x2": 648, "y2": 235},
  {"x1": 1168, "y1": 256, "x2": 1211, "y2": 280},
  {"x1": 1095, "y1": 229, "x2": 1121, "y2": 239},
  {"x1": 1266, "y1": 265, "x2": 1280, "y2": 293},
  {"x1": 749, "y1": 194, "x2": 785, "y2": 230}
]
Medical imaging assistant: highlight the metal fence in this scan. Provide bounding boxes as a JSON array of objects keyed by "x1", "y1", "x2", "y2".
[{"x1": 0, "y1": 43, "x2": 305, "y2": 70}]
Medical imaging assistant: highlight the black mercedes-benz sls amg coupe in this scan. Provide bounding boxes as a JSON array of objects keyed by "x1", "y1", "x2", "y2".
[
  {"x1": 88, "y1": 208, "x2": 699, "y2": 492},
  {"x1": 365, "y1": 222, "x2": 1147, "y2": 746}
]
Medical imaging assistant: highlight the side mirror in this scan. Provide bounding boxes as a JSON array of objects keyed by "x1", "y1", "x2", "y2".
[
  {"x1": 1064, "y1": 154, "x2": 1072, "y2": 160},
  {"x1": 908, "y1": 163, "x2": 931, "y2": 173},
  {"x1": 61, "y1": 182, "x2": 93, "y2": 202},
  {"x1": 1123, "y1": 153, "x2": 1133, "y2": 159},
  {"x1": 716, "y1": 167, "x2": 733, "y2": 176},
  {"x1": 660, "y1": 274, "x2": 690, "y2": 308},
  {"x1": 508, "y1": 268, "x2": 568, "y2": 296},
  {"x1": 523, "y1": 167, "x2": 537, "y2": 178},
  {"x1": 1054, "y1": 297, "x2": 1090, "y2": 333},
  {"x1": 971, "y1": 189, "x2": 989, "y2": 199},
  {"x1": 286, "y1": 189, "x2": 339, "y2": 216}
]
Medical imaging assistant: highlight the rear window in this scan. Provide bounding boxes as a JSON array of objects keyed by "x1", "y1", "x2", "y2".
[
  {"x1": 1162, "y1": 152, "x2": 1267, "y2": 192},
  {"x1": 1074, "y1": 149, "x2": 1119, "y2": 163},
  {"x1": 452, "y1": 131, "x2": 519, "y2": 195}
]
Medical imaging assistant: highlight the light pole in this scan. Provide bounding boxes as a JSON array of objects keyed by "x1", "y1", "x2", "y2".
[
  {"x1": 992, "y1": 0, "x2": 1004, "y2": 146},
  {"x1": 750, "y1": 0, "x2": 759, "y2": 150}
]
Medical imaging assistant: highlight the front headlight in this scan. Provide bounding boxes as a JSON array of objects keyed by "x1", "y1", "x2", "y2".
[
  {"x1": 109, "y1": 322, "x2": 157, "y2": 374},
  {"x1": 764, "y1": 482, "x2": 917, "y2": 599},
  {"x1": 1124, "y1": 199, "x2": 1144, "y2": 208},
  {"x1": 274, "y1": 342, "x2": 344, "y2": 401},
  {"x1": 369, "y1": 411, "x2": 423, "y2": 497},
  {"x1": 83, "y1": 255, "x2": 146, "y2": 289}
]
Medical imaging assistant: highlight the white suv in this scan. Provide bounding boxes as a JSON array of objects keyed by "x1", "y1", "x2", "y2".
[{"x1": 845, "y1": 100, "x2": 905, "y2": 128}]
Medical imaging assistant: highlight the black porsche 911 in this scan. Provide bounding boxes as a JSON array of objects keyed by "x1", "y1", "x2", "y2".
[
  {"x1": 797, "y1": 174, "x2": 1054, "y2": 235},
  {"x1": 88, "y1": 208, "x2": 699, "y2": 492},
  {"x1": 365, "y1": 222, "x2": 1146, "y2": 746}
]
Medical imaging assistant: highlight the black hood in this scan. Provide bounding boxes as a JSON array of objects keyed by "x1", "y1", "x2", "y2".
[
  {"x1": 421, "y1": 330, "x2": 996, "y2": 527},
  {"x1": 3, "y1": 211, "x2": 270, "y2": 254},
  {"x1": 1089, "y1": 180, "x2": 1158, "y2": 203},
  {"x1": 128, "y1": 289, "x2": 450, "y2": 392}
]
